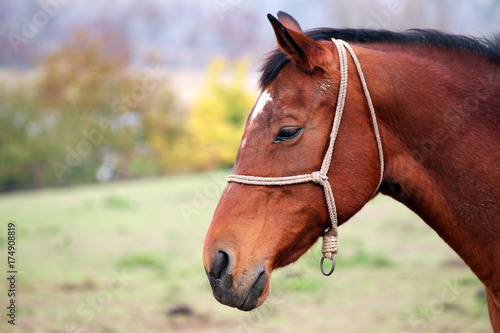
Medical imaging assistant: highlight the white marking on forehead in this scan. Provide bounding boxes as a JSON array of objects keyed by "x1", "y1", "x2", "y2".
[
  {"x1": 250, "y1": 90, "x2": 272, "y2": 122},
  {"x1": 242, "y1": 90, "x2": 271, "y2": 150}
]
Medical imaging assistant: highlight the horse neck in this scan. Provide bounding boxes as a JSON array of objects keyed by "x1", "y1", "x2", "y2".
[{"x1": 359, "y1": 44, "x2": 500, "y2": 291}]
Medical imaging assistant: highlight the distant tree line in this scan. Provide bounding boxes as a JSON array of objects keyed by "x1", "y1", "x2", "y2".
[{"x1": 0, "y1": 30, "x2": 253, "y2": 191}]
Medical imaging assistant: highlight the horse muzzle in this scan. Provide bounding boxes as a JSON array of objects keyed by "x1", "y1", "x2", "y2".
[{"x1": 204, "y1": 250, "x2": 269, "y2": 311}]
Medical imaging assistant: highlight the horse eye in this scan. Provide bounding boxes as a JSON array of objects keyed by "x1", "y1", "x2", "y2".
[{"x1": 275, "y1": 127, "x2": 302, "y2": 143}]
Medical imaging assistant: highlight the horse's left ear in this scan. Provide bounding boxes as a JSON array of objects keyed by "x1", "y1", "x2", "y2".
[{"x1": 267, "y1": 13, "x2": 326, "y2": 72}]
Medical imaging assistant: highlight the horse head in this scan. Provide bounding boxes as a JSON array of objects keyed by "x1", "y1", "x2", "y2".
[{"x1": 203, "y1": 12, "x2": 383, "y2": 311}]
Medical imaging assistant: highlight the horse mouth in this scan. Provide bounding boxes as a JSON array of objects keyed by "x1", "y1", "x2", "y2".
[{"x1": 237, "y1": 270, "x2": 267, "y2": 311}]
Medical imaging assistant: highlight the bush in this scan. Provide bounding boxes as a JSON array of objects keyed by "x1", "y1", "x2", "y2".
[{"x1": 181, "y1": 58, "x2": 255, "y2": 170}]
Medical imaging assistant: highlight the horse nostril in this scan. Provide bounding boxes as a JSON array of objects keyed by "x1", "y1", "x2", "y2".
[{"x1": 211, "y1": 250, "x2": 230, "y2": 280}]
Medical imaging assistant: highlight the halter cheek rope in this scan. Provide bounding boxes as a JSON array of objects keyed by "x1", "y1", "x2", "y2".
[{"x1": 227, "y1": 39, "x2": 384, "y2": 276}]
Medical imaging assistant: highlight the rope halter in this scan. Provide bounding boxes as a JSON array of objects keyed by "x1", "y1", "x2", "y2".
[{"x1": 226, "y1": 38, "x2": 385, "y2": 276}]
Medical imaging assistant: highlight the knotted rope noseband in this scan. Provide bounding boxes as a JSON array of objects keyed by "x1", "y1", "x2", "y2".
[{"x1": 227, "y1": 39, "x2": 384, "y2": 276}]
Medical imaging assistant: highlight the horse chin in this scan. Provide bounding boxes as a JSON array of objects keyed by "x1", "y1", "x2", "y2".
[
  {"x1": 237, "y1": 275, "x2": 271, "y2": 311},
  {"x1": 210, "y1": 268, "x2": 271, "y2": 312}
]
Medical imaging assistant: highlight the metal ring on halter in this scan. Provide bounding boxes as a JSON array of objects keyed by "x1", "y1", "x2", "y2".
[{"x1": 320, "y1": 257, "x2": 336, "y2": 276}]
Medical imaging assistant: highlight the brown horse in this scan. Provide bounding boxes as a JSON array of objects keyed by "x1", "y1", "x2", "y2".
[{"x1": 203, "y1": 11, "x2": 500, "y2": 329}]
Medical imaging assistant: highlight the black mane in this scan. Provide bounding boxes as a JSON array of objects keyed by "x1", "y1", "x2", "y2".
[{"x1": 259, "y1": 28, "x2": 500, "y2": 89}]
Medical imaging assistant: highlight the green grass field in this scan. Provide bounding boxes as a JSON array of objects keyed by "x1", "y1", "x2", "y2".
[{"x1": 0, "y1": 171, "x2": 491, "y2": 332}]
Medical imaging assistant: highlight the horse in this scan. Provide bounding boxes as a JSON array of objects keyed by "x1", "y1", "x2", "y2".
[{"x1": 203, "y1": 11, "x2": 500, "y2": 330}]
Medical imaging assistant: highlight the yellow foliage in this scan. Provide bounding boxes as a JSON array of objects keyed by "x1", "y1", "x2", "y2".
[{"x1": 186, "y1": 58, "x2": 255, "y2": 169}]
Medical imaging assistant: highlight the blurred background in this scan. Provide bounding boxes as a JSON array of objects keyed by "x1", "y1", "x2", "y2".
[{"x1": 0, "y1": 0, "x2": 498, "y2": 332}]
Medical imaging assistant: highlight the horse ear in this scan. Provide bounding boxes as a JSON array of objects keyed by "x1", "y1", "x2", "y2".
[
  {"x1": 277, "y1": 11, "x2": 302, "y2": 32},
  {"x1": 267, "y1": 13, "x2": 323, "y2": 72}
]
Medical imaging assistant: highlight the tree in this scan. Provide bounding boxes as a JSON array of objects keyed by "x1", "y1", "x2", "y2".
[
  {"x1": 0, "y1": 30, "x2": 139, "y2": 189},
  {"x1": 184, "y1": 58, "x2": 255, "y2": 170}
]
